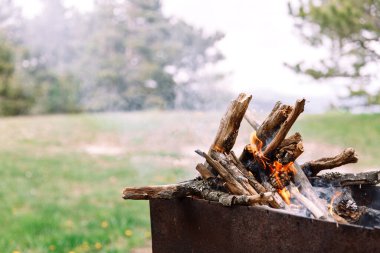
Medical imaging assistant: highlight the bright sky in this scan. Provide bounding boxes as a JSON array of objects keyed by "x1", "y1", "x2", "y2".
[{"x1": 16, "y1": 0, "x2": 345, "y2": 112}]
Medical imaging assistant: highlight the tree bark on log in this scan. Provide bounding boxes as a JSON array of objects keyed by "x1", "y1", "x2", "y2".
[
  {"x1": 195, "y1": 150, "x2": 250, "y2": 195},
  {"x1": 196, "y1": 163, "x2": 214, "y2": 180},
  {"x1": 210, "y1": 93, "x2": 252, "y2": 153},
  {"x1": 122, "y1": 179, "x2": 273, "y2": 206},
  {"x1": 275, "y1": 132, "x2": 304, "y2": 164},
  {"x1": 309, "y1": 171, "x2": 380, "y2": 187},
  {"x1": 263, "y1": 99, "x2": 306, "y2": 158},
  {"x1": 256, "y1": 103, "x2": 292, "y2": 147},
  {"x1": 301, "y1": 148, "x2": 359, "y2": 177},
  {"x1": 210, "y1": 151, "x2": 258, "y2": 195}
]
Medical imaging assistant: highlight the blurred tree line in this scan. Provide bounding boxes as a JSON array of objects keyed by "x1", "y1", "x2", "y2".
[
  {"x1": 0, "y1": 0, "x2": 226, "y2": 115},
  {"x1": 288, "y1": 0, "x2": 380, "y2": 107}
]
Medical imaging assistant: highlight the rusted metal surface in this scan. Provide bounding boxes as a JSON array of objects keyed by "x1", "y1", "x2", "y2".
[{"x1": 150, "y1": 197, "x2": 380, "y2": 253}]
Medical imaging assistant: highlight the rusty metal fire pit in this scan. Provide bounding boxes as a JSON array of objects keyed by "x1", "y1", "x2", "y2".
[{"x1": 150, "y1": 186, "x2": 380, "y2": 253}]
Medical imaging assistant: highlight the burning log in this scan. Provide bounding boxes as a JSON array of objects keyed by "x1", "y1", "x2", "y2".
[
  {"x1": 301, "y1": 148, "x2": 358, "y2": 177},
  {"x1": 275, "y1": 132, "x2": 304, "y2": 164},
  {"x1": 122, "y1": 92, "x2": 379, "y2": 227},
  {"x1": 310, "y1": 171, "x2": 380, "y2": 187},
  {"x1": 263, "y1": 99, "x2": 305, "y2": 158},
  {"x1": 242, "y1": 104, "x2": 330, "y2": 218}
]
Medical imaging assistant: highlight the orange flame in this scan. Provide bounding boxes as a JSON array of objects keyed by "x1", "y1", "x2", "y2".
[
  {"x1": 278, "y1": 188, "x2": 291, "y2": 205},
  {"x1": 249, "y1": 131, "x2": 268, "y2": 168},
  {"x1": 248, "y1": 131, "x2": 296, "y2": 205},
  {"x1": 329, "y1": 191, "x2": 342, "y2": 216}
]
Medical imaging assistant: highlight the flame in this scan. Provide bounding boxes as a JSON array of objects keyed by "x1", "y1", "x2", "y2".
[
  {"x1": 249, "y1": 131, "x2": 268, "y2": 168},
  {"x1": 248, "y1": 131, "x2": 296, "y2": 205},
  {"x1": 278, "y1": 188, "x2": 291, "y2": 205},
  {"x1": 329, "y1": 191, "x2": 342, "y2": 216}
]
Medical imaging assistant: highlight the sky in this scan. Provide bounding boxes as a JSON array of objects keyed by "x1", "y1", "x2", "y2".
[{"x1": 15, "y1": 0, "x2": 346, "y2": 112}]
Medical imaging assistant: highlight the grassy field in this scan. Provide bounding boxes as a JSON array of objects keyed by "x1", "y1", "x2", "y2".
[{"x1": 0, "y1": 111, "x2": 379, "y2": 252}]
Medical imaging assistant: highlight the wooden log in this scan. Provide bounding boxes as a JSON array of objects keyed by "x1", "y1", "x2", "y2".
[
  {"x1": 211, "y1": 93, "x2": 252, "y2": 153},
  {"x1": 263, "y1": 99, "x2": 305, "y2": 158},
  {"x1": 211, "y1": 151, "x2": 258, "y2": 195},
  {"x1": 256, "y1": 103, "x2": 292, "y2": 147},
  {"x1": 292, "y1": 162, "x2": 333, "y2": 221},
  {"x1": 289, "y1": 184, "x2": 325, "y2": 219},
  {"x1": 122, "y1": 180, "x2": 198, "y2": 200},
  {"x1": 122, "y1": 178, "x2": 273, "y2": 206},
  {"x1": 195, "y1": 150, "x2": 250, "y2": 195},
  {"x1": 309, "y1": 171, "x2": 380, "y2": 187},
  {"x1": 301, "y1": 148, "x2": 359, "y2": 177},
  {"x1": 230, "y1": 151, "x2": 266, "y2": 193},
  {"x1": 275, "y1": 132, "x2": 304, "y2": 164},
  {"x1": 196, "y1": 163, "x2": 214, "y2": 180},
  {"x1": 229, "y1": 151, "x2": 283, "y2": 208}
]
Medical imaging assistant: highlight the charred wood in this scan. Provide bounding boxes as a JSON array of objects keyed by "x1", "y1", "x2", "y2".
[{"x1": 275, "y1": 132, "x2": 304, "y2": 164}]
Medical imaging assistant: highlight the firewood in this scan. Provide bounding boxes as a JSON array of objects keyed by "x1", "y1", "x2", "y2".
[
  {"x1": 122, "y1": 178, "x2": 273, "y2": 206},
  {"x1": 275, "y1": 132, "x2": 304, "y2": 164},
  {"x1": 301, "y1": 148, "x2": 359, "y2": 177},
  {"x1": 289, "y1": 184, "x2": 325, "y2": 219},
  {"x1": 122, "y1": 180, "x2": 199, "y2": 200},
  {"x1": 196, "y1": 163, "x2": 214, "y2": 180},
  {"x1": 310, "y1": 171, "x2": 380, "y2": 187},
  {"x1": 263, "y1": 99, "x2": 306, "y2": 158},
  {"x1": 211, "y1": 93, "x2": 252, "y2": 153},
  {"x1": 210, "y1": 151, "x2": 258, "y2": 195},
  {"x1": 256, "y1": 103, "x2": 292, "y2": 147},
  {"x1": 195, "y1": 150, "x2": 250, "y2": 195},
  {"x1": 292, "y1": 162, "x2": 333, "y2": 221},
  {"x1": 230, "y1": 151, "x2": 267, "y2": 193},
  {"x1": 204, "y1": 93, "x2": 252, "y2": 176}
]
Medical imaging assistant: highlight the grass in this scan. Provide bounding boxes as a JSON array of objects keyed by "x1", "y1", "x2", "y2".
[
  {"x1": 294, "y1": 112, "x2": 380, "y2": 167},
  {"x1": 0, "y1": 111, "x2": 379, "y2": 252}
]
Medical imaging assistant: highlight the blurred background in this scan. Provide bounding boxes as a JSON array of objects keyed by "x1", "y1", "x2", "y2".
[{"x1": 0, "y1": 0, "x2": 379, "y2": 252}]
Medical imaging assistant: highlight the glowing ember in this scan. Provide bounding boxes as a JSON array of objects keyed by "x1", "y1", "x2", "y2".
[{"x1": 329, "y1": 191, "x2": 342, "y2": 216}]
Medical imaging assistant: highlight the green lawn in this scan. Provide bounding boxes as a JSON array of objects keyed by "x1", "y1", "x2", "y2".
[
  {"x1": 0, "y1": 111, "x2": 379, "y2": 252},
  {"x1": 294, "y1": 112, "x2": 380, "y2": 167}
]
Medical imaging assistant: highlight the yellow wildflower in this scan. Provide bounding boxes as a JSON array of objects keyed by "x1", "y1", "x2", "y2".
[
  {"x1": 49, "y1": 245, "x2": 56, "y2": 251},
  {"x1": 13, "y1": 251, "x2": 21, "y2": 253},
  {"x1": 124, "y1": 229, "x2": 133, "y2": 237},
  {"x1": 101, "y1": 221, "x2": 109, "y2": 229},
  {"x1": 95, "y1": 242, "x2": 102, "y2": 250}
]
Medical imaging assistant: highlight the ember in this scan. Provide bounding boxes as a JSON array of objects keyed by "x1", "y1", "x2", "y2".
[{"x1": 122, "y1": 93, "x2": 380, "y2": 229}]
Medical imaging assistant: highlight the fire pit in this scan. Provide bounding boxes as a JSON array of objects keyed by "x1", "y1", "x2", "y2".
[
  {"x1": 122, "y1": 93, "x2": 380, "y2": 252},
  {"x1": 150, "y1": 196, "x2": 380, "y2": 253}
]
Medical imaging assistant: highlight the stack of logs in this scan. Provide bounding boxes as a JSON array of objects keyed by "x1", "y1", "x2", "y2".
[{"x1": 123, "y1": 93, "x2": 380, "y2": 225}]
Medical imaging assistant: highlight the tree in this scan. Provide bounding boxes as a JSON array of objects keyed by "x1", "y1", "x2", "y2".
[
  {"x1": 288, "y1": 0, "x2": 380, "y2": 105},
  {"x1": 79, "y1": 0, "x2": 224, "y2": 111}
]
